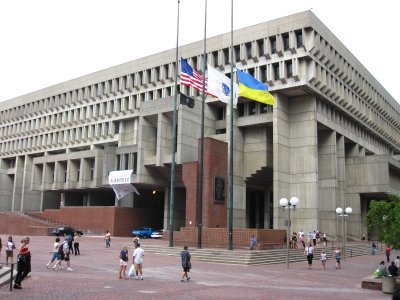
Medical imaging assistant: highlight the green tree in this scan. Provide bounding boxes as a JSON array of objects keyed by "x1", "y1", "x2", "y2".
[{"x1": 367, "y1": 194, "x2": 400, "y2": 249}]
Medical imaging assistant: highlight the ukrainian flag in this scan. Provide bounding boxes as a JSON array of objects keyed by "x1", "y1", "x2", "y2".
[{"x1": 237, "y1": 69, "x2": 275, "y2": 105}]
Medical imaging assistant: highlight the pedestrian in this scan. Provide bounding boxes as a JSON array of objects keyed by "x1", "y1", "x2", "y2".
[
  {"x1": 133, "y1": 243, "x2": 144, "y2": 280},
  {"x1": 53, "y1": 237, "x2": 73, "y2": 271},
  {"x1": 371, "y1": 241, "x2": 377, "y2": 255},
  {"x1": 66, "y1": 233, "x2": 74, "y2": 254},
  {"x1": 395, "y1": 256, "x2": 400, "y2": 269},
  {"x1": 322, "y1": 232, "x2": 327, "y2": 248},
  {"x1": 291, "y1": 232, "x2": 298, "y2": 249},
  {"x1": 119, "y1": 245, "x2": 128, "y2": 279},
  {"x1": 333, "y1": 246, "x2": 342, "y2": 269},
  {"x1": 316, "y1": 231, "x2": 320, "y2": 244},
  {"x1": 373, "y1": 261, "x2": 387, "y2": 278},
  {"x1": 300, "y1": 233, "x2": 305, "y2": 248},
  {"x1": 312, "y1": 231, "x2": 317, "y2": 247},
  {"x1": 307, "y1": 231, "x2": 312, "y2": 244},
  {"x1": 249, "y1": 235, "x2": 256, "y2": 250},
  {"x1": 321, "y1": 249, "x2": 327, "y2": 270},
  {"x1": 361, "y1": 234, "x2": 366, "y2": 241},
  {"x1": 304, "y1": 243, "x2": 314, "y2": 269},
  {"x1": 105, "y1": 230, "x2": 111, "y2": 248},
  {"x1": 5, "y1": 236, "x2": 16, "y2": 265},
  {"x1": 133, "y1": 235, "x2": 140, "y2": 247},
  {"x1": 389, "y1": 261, "x2": 399, "y2": 277},
  {"x1": 13, "y1": 237, "x2": 31, "y2": 289},
  {"x1": 386, "y1": 245, "x2": 391, "y2": 263},
  {"x1": 180, "y1": 246, "x2": 191, "y2": 282},
  {"x1": 73, "y1": 232, "x2": 80, "y2": 255},
  {"x1": 45, "y1": 237, "x2": 61, "y2": 269}
]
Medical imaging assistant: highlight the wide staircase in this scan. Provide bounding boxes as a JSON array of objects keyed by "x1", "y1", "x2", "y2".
[
  {"x1": 142, "y1": 242, "x2": 379, "y2": 266},
  {"x1": 0, "y1": 264, "x2": 16, "y2": 289}
]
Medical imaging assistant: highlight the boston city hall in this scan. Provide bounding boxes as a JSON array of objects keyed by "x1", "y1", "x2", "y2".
[{"x1": 0, "y1": 11, "x2": 399, "y2": 245}]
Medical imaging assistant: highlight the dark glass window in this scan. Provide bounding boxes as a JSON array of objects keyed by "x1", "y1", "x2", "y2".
[
  {"x1": 270, "y1": 37, "x2": 276, "y2": 54},
  {"x1": 223, "y1": 48, "x2": 229, "y2": 64},
  {"x1": 114, "y1": 121, "x2": 120, "y2": 134},
  {"x1": 260, "y1": 65, "x2": 267, "y2": 82},
  {"x1": 283, "y1": 34, "x2": 289, "y2": 51},
  {"x1": 260, "y1": 103, "x2": 272, "y2": 114},
  {"x1": 234, "y1": 45, "x2": 240, "y2": 62},
  {"x1": 133, "y1": 153, "x2": 137, "y2": 174},
  {"x1": 217, "y1": 106, "x2": 225, "y2": 120},
  {"x1": 273, "y1": 63, "x2": 280, "y2": 80},
  {"x1": 238, "y1": 103, "x2": 245, "y2": 117},
  {"x1": 257, "y1": 39, "x2": 264, "y2": 56},
  {"x1": 216, "y1": 128, "x2": 226, "y2": 135},
  {"x1": 286, "y1": 61, "x2": 293, "y2": 78},
  {"x1": 248, "y1": 102, "x2": 256, "y2": 115},
  {"x1": 246, "y1": 42, "x2": 252, "y2": 60},
  {"x1": 212, "y1": 51, "x2": 218, "y2": 67},
  {"x1": 296, "y1": 30, "x2": 304, "y2": 48}
]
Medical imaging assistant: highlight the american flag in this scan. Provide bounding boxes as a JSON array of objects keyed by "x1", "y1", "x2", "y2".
[{"x1": 180, "y1": 58, "x2": 208, "y2": 94}]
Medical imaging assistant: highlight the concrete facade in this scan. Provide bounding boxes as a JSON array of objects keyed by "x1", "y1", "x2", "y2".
[{"x1": 0, "y1": 11, "x2": 400, "y2": 239}]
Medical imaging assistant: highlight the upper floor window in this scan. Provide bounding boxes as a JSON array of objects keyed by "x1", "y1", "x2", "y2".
[
  {"x1": 283, "y1": 34, "x2": 289, "y2": 51},
  {"x1": 285, "y1": 61, "x2": 293, "y2": 78},
  {"x1": 270, "y1": 37, "x2": 277, "y2": 54},
  {"x1": 296, "y1": 30, "x2": 303, "y2": 48},
  {"x1": 273, "y1": 63, "x2": 280, "y2": 80},
  {"x1": 257, "y1": 39, "x2": 264, "y2": 57}
]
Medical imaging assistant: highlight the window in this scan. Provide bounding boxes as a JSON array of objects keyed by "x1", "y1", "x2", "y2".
[
  {"x1": 216, "y1": 128, "x2": 226, "y2": 135},
  {"x1": 273, "y1": 63, "x2": 280, "y2": 80},
  {"x1": 212, "y1": 51, "x2": 218, "y2": 67},
  {"x1": 133, "y1": 153, "x2": 137, "y2": 174},
  {"x1": 234, "y1": 45, "x2": 240, "y2": 62},
  {"x1": 260, "y1": 65, "x2": 267, "y2": 82},
  {"x1": 296, "y1": 30, "x2": 303, "y2": 48},
  {"x1": 217, "y1": 106, "x2": 225, "y2": 120},
  {"x1": 223, "y1": 48, "x2": 229, "y2": 64},
  {"x1": 270, "y1": 37, "x2": 276, "y2": 54},
  {"x1": 260, "y1": 103, "x2": 272, "y2": 114},
  {"x1": 248, "y1": 68, "x2": 255, "y2": 77},
  {"x1": 245, "y1": 42, "x2": 252, "y2": 60},
  {"x1": 116, "y1": 154, "x2": 121, "y2": 170},
  {"x1": 283, "y1": 34, "x2": 289, "y2": 51},
  {"x1": 114, "y1": 121, "x2": 120, "y2": 134},
  {"x1": 257, "y1": 39, "x2": 264, "y2": 56},
  {"x1": 238, "y1": 103, "x2": 245, "y2": 117},
  {"x1": 248, "y1": 102, "x2": 256, "y2": 115},
  {"x1": 286, "y1": 61, "x2": 293, "y2": 78},
  {"x1": 124, "y1": 153, "x2": 129, "y2": 170}
]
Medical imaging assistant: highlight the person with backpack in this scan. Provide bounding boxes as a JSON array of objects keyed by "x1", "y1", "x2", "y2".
[
  {"x1": 66, "y1": 233, "x2": 74, "y2": 254},
  {"x1": 180, "y1": 246, "x2": 191, "y2": 282},
  {"x1": 119, "y1": 245, "x2": 128, "y2": 279},
  {"x1": 46, "y1": 237, "x2": 61, "y2": 269},
  {"x1": 304, "y1": 243, "x2": 314, "y2": 269}
]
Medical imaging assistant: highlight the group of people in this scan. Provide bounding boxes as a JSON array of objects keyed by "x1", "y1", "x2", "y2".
[
  {"x1": 304, "y1": 244, "x2": 343, "y2": 270},
  {"x1": 0, "y1": 236, "x2": 31, "y2": 289},
  {"x1": 297, "y1": 229, "x2": 327, "y2": 248},
  {"x1": 374, "y1": 257, "x2": 400, "y2": 278}
]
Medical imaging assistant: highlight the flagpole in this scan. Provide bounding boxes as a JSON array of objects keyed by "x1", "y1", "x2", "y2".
[
  {"x1": 169, "y1": 0, "x2": 180, "y2": 248},
  {"x1": 228, "y1": 0, "x2": 234, "y2": 250},
  {"x1": 197, "y1": 0, "x2": 207, "y2": 249}
]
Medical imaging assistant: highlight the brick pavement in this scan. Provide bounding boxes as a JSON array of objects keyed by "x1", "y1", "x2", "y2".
[{"x1": 0, "y1": 234, "x2": 394, "y2": 299}]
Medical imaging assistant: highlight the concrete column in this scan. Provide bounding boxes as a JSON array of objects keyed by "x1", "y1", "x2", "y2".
[
  {"x1": 21, "y1": 155, "x2": 41, "y2": 211},
  {"x1": 12, "y1": 156, "x2": 25, "y2": 211},
  {"x1": 156, "y1": 113, "x2": 172, "y2": 166},
  {"x1": 264, "y1": 191, "x2": 271, "y2": 229}
]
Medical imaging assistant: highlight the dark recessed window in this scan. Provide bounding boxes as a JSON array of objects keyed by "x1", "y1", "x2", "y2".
[
  {"x1": 246, "y1": 42, "x2": 252, "y2": 60},
  {"x1": 286, "y1": 61, "x2": 293, "y2": 78},
  {"x1": 223, "y1": 48, "x2": 229, "y2": 64},
  {"x1": 260, "y1": 103, "x2": 272, "y2": 114},
  {"x1": 234, "y1": 45, "x2": 240, "y2": 62},
  {"x1": 296, "y1": 30, "x2": 303, "y2": 48},
  {"x1": 238, "y1": 103, "x2": 245, "y2": 117},
  {"x1": 217, "y1": 106, "x2": 225, "y2": 120},
  {"x1": 257, "y1": 39, "x2": 264, "y2": 56},
  {"x1": 273, "y1": 63, "x2": 280, "y2": 80},
  {"x1": 248, "y1": 102, "x2": 256, "y2": 115},
  {"x1": 270, "y1": 37, "x2": 276, "y2": 54},
  {"x1": 216, "y1": 128, "x2": 226, "y2": 135},
  {"x1": 212, "y1": 51, "x2": 218, "y2": 67},
  {"x1": 114, "y1": 121, "x2": 120, "y2": 134},
  {"x1": 260, "y1": 65, "x2": 267, "y2": 82},
  {"x1": 283, "y1": 34, "x2": 289, "y2": 51}
]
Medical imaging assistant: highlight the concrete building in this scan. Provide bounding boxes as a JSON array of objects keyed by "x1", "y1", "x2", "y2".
[{"x1": 1, "y1": 11, "x2": 400, "y2": 239}]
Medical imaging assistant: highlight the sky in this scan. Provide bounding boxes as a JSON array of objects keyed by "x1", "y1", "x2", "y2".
[{"x1": 0, "y1": 0, "x2": 399, "y2": 104}]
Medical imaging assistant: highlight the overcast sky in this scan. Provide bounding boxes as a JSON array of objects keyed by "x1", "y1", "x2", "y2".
[{"x1": 1, "y1": 0, "x2": 399, "y2": 104}]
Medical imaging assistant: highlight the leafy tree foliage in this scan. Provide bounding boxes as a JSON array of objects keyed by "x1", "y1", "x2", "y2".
[{"x1": 367, "y1": 194, "x2": 400, "y2": 249}]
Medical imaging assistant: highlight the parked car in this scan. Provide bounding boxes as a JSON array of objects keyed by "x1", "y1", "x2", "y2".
[
  {"x1": 131, "y1": 227, "x2": 154, "y2": 238},
  {"x1": 151, "y1": 230, "x2": 164, "y2": 239},
  {"x1": 52, "y1": 226, "x2": 83, "y2": 236}
]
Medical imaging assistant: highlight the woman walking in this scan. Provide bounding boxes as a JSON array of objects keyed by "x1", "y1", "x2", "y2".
[
  {"x1": 14, "y1": 237, "x2": 31, "y2": 289},
  {"x1": 73, "y1": 233, "x2": 80, "y2": 255},
  {"x1": 5, "y1": 236, "x2": 16, "y2": 265},
  {"x1": 321, "y1": 250, "x2": 327, "y2": 270},
  {"x1": 304, "y1": 243, "x2": 314, "y2": 269},
  {"x1": 333, "y1": 246, "x2": 342, "y2": 269},
  {"x1": 119, "y1": 245, "x2": 129, "y2": 279}
]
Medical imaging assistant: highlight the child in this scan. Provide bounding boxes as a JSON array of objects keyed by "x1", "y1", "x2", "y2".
[
  {"x1": 119, "y1": 246, "x2": 128, "y2": 279},
  {"x1": 321, "y1": 250, "x2": 327, "y2": 270}
]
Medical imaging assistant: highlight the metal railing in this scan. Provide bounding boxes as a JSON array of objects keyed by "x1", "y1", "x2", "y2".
[{"x1": 0, "y1": 262, "x2": 15, "y2": 291}]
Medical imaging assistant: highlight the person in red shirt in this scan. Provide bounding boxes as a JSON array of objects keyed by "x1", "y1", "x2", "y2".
[
  {"x1": 386, "y1": 245, "x2": 391, "y2": 263},
  {"x1": 14, "y1": 237, "x2": 31, "y2": 289}
]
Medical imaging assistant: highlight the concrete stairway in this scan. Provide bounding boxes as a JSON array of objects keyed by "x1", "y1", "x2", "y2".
[
  {"x1": 0, "y1": 264, "x2": 16, "y2": 289},
  {"x1": 142, "y1": 243, "x2": 379, "y2": 266}
]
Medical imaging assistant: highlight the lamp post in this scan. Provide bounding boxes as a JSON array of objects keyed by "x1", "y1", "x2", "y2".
[
  {"x1": 336, "y1": 207, "x2": 352, "y2": 260},
  {"x1": 279, "y1": 196, "x2": 299, "y2": 269}
]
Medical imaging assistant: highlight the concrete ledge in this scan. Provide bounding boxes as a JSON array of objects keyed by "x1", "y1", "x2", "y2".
[{"x1": 361, "y1": 275, "x2": 400, "y2": 291}]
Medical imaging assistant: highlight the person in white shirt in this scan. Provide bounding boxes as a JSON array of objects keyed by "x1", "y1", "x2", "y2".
[
  {"x1": 46, "y1": 237, "x2": 60, "y2": 268},
  {"x1": 133, "y1": 243, "x2": 145, "y2": 280},
  {"x1": 304, "y1": 243, "x2": 314, "y2": 269}
]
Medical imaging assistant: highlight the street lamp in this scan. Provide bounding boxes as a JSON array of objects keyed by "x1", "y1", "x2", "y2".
[
  {"x1": 279, "y1": 196, "x2": 299, "y2": 269},
  {"x1": 336, "y1": 206, "x2": 352, "y2": 260}
]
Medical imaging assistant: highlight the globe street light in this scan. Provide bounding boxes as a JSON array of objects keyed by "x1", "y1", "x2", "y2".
[
  {"x1": 280, "y1": 196, "x2": 299, "y2": 269},
  {"x1": 336, "y1": 206, "x2": 352, "y2": 260}
]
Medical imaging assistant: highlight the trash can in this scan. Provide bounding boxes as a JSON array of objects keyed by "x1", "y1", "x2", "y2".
[{"x1": 382, "y1": 276, "x2": 396, "y2": 294}]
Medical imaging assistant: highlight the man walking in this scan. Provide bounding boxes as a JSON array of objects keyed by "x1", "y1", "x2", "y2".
[
  {"x1": 180, "y1": 246, "x2": 191, "y2": 282},
  {"x1": 133, "y1": 243, "x2": 144, "y2": 280}
]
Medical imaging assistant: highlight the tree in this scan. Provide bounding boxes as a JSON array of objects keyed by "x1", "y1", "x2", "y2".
[{"x1": 367, "y1": 194, "x2": 400, "y2": 249}]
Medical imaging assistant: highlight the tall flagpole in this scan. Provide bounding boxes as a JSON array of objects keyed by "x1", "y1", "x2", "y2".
[
  {"x1": 169, "y1": 0, "x2": 180, "y2": 247},
  {"x1": 228, "y1": 0, "x2": 234, "y2": 250},
  {"x1": 197, "y1": 0, "x2": 207, "y2": 249}
]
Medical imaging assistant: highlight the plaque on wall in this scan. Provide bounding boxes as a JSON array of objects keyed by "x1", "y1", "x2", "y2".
[{"x1": 214, "y1": 176, "x2": 225, "y2": 203}]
